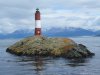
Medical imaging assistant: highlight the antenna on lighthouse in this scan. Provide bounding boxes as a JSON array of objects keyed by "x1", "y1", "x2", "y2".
[
  {"x1": 36, "y1": 8, "x2": 39, "y2": 11},
  {"x1": 34, "y1": 8, "x2": 41, "y2": 36}
]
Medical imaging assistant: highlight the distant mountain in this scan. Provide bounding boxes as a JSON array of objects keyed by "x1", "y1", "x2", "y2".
[
  {"x1": 43, "y1": 27, "x2": 97, "y2": 37},
  {"x1": 0, "y1": 27, "x2": 100, "y2": 39},
  {"x1": 96, "y1": 34, "x2": 100, "y2": 36},
  {"x1": 0, "y1": 29, "x2": 33, "y2": 39}
]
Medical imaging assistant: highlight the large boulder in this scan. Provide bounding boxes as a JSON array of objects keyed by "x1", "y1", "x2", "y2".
[{"x1": 6, "y1": 36, "x2": 94, "y2": 58}]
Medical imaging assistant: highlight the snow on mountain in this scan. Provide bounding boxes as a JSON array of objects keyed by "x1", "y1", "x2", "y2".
[{"x1": 0, "y1": 27, "x2": 100, "y2": 39}]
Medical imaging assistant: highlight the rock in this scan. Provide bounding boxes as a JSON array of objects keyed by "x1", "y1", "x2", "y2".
[{"x1": 6, "y1": 36, "x2": 95, "y2": 58}]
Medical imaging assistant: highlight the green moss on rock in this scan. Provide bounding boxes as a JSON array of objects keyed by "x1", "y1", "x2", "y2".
[{"x1": 6, "y1": 36, "x2": 95, "y2": 58}]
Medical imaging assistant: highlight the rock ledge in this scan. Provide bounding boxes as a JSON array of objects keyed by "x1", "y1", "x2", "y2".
[{"x1": 6, "y1": 36, "x2": 95, "y2": 58}]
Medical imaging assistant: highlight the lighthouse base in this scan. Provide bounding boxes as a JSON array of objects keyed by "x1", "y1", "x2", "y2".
[{"x1": 35, "y1": 28, "x2": 41, "y2": 35}]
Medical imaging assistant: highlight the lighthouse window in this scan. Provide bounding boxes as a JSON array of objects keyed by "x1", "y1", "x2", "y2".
[{"x1": 38, "y1": 31, "x2": 40, "y2": 34}]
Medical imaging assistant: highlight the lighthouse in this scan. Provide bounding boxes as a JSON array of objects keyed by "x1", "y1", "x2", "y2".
[{"x1": 35, "y1": 8, "x2": 41, "y2": 36}]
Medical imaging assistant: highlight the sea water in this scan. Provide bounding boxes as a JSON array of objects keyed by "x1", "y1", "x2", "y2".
[{"x1": 0, "y1": 37, "x2": 100, "y2": 75}]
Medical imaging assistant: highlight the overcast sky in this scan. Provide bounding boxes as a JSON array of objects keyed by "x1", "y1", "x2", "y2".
[{"x1": 0, "y1": 0, "x2": 100, "y2": 34}]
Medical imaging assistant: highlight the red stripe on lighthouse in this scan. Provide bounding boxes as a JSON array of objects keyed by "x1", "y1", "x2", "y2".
[
  {"x1": 35, "y1": 28, "x2": 41, "y2": 35},
  {"x1": 35, "y1": 11, "x2": 40, "y2": 20}
]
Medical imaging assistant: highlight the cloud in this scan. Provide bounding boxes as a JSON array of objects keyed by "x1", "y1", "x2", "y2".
[{"x1": 0, "y1": 0, "x2": 100, "y2": 34}]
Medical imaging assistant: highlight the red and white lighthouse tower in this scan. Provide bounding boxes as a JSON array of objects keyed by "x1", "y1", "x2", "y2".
[{"x1": 35, "y1": 8, "x2": 41, "y2": 35}]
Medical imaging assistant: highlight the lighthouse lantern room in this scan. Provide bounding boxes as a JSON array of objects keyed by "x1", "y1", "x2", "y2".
[{"x1": 35, "y1": 8, "x2": 41, "y2": 35}]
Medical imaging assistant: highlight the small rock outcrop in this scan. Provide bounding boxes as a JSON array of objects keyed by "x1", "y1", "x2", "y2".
[{"x1": 6, "y1": 36, "x2": 94, "y2": 58}]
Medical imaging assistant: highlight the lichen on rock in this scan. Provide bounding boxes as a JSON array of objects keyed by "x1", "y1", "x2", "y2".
[{"x1": 6, "y1": 36, "x2": 95, "y2": 58}]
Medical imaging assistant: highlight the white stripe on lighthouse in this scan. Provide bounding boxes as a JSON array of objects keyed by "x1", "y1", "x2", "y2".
[{"x1": 35, "y1": 20, "x2": 41, "y2": 28}]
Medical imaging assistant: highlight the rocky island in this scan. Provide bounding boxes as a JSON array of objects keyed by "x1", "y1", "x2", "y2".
[
  {"x1": 6, "y1": 36, "x2": 94, "y2": 59},
  {"x1": 6, "y1": 9, "x2": 94, "y2": 59}
]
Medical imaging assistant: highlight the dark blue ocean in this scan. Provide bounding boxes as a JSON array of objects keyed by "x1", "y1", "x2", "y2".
[{"x1": 0, "y1": 36, "x2": 100, "y2": 75}]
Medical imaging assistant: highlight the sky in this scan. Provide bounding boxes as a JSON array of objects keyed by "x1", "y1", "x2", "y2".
[{"x1": 0, "y1": 0, "x2": 100, "y2": 34}]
